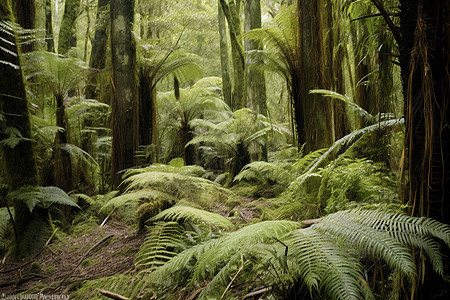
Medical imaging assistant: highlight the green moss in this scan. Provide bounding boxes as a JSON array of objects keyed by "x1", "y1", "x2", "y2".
[
  {"x1": 69, "y1": 217, "x2": 99, "y2": 237},
  {"x1": 68, "y1": 244, "x2": 82, "y2": 252},
  {"x1": 225, "y1": 198, "x2": 242, "y2": 209},
  {"x1": 45, "y1": 265, "x2": 55, "y2": 274},
  {"x1": 29, "y1": 261, "x2": 41, "y2": 273}
]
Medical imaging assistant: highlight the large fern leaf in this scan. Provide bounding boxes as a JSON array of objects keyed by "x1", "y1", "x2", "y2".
[
  {"x1": 150, "y1": 205, "x2": 234, "y2": 231},
  {"x1": 135, "y1": 221, "x2": 185, "y2": 271}
]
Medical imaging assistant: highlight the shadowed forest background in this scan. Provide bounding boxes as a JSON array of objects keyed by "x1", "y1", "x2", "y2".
[{"x1": 0, "y1": 0, "x2": 449, "y2": 299}]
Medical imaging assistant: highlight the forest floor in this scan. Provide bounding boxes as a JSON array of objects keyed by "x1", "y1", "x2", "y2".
[
  {"x1": 0, "y1": 196, "x2": 260, "y2": 298},
  {"x1": 0, "y1": 221, "x2": 144, "y2": 297}
]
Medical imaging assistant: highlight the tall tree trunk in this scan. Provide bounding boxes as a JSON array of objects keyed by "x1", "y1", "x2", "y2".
[
  {"x1": 297, "y1": 0, "x2": 333, "y2": 151},
  {"x1": 86, "y1": 0, "x2": 109, "y2": 99},
  {"x1": 244, "y1": 0, "x2": 267, "y2": 115},
  {"x1": 45, "y1": 0, "x2": 54, "y2": 52},
  {"x1": 218, "y1": 0, "x2": 232, "y2": 107},
  {"x1": 136, "y1": 66, "x2": 159, "y2": 164},
  {"x1": 58, "y1": 0, "x2": 80, "y2": 54},
  {"x1": 110, "y1": 0, "x2": 136, "y2": 187},
  {"x1": 394, "y1": 0, "x2": 449, "y2": 298},
  {"x1": 245, "y1": 0, "x2": 267, "y2": 160},
  {"x1": 0, "y1": 0, "x2": 41, "y2": 256},
  {"x1": 220, "y1": 0, "x2": 245, "y2": 110},
  {"x1": 53, "y1": 94, "x2": 73, "y2": 192},
  {"x1": 12, "y1": 0, "x2": 35, "y2": 52}
]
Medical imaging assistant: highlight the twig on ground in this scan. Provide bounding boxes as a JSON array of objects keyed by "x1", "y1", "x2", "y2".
[{"x1": 98, "y1": 288, "x2": 129, "y2": 300}]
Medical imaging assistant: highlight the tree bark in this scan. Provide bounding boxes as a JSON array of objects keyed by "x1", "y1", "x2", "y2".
[
  {"x1": 110, "y1": 0, "x2": 136, "y2": 187},
  {"x1": 45, "y1": 0, "x2": 54, "y2": 52},
  {"x1": 0, "y1": 0, "x2": 40, "y2": 257},
  {"x1": 220, "y1": 0, "x2": 246, "y2": 110},
  {"x1": 58, "y1": 0, "x2": 81, "y2": 54},
  {"x1": 244, "y1": 0, "x2": 267, "y2": 115},
  {"x1": 12, "y1": 0, "x2": 35, "y2": 52},
  {"x1": 218, "y1": 0, "x2": 232, "y2": 107},
  {"x1": 86, "y1": 0, "x2": 110, "y2": 99}
]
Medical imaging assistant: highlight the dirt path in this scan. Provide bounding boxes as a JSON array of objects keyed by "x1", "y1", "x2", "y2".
[{"x1": 0, "y1": 221, "x2": 144, "y2": 296}]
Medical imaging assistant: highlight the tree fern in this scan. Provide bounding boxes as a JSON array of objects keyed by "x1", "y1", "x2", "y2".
[
  {"x1": 150, "y1": 205, "x2": 234, "y2": 231},
  {"x1": 99, "y1": 189, "x2": 177, "y2": 224},
  {"x1": 122, "y1": 171, "x2": 237, "y2": 208}
]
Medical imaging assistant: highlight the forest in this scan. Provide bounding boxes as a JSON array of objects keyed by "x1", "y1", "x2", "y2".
[{"x1": 0, "y1": 0, "x2": 449, "y2": 299}]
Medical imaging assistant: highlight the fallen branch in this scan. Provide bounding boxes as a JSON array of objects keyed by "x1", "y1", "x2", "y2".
[
  {"x1": 243, "y1": 287, "x2": 270, "y2": 299},
  {"x1": 301, "y1": 217, "x2": 324, "y2": 227},
  {"x1": 98, "y1": 289, "x2": 129, "y2": 300},
  {"x1": 50, "y1": 234, "x2": 114, "y2": 292}
]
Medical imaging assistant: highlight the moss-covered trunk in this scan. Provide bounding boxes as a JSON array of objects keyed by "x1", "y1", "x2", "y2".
[
  {"x1": 45, "y1": 0, "x2": 54, "y2": 52},
  {"x1": 110, "y1": 0, "x2": 136, "y2": 187},
  {"x1": 12, "y1": 0, "x2": 35, "y2": 52},
  {"x1": 0, "y1": 0, "x2": 44, "y2": 257},
  {"x1": 220, "y1": 0, "x2": 245, "y2": 110},
  {"x1": 397, "y1": 0, "x2": 449, "y2": 298},
  {"x1": 58, "y1": 0, "x2": 80, "y2": 54},
  {"x1": 86, "y1": 0, "x2": 109, "y2": 99},
  {"x1": 218, "y1": 0, "x2": 232, "y2": 108}
]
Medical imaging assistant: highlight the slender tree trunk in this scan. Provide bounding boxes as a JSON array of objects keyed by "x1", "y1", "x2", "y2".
[
  {"x1": 244, "y1": 0, "x2": 267, "y2": 115},
  {"x1": 86, "y1": 0, "x2": 109, "y2": 99},
  {"x1": 136, "y1": 66, "x2": 159, "y2": 164},
  {"x1": 218, "y1": 0, "x2": 232, "y2": 107},
  {"x1": 58, "y1": 0, "x2": 81, "y2": 54},
  {"x1": 220, "y1": 0, "x2": 245, "y2": 110},
  {"x1": 45, "y1": 0, "x2": 54, "y2": 52},
  {"x1": 53, "y1": 94, "x2": 73, "y2": 192},
  {"x1": 0, "y1": 0, "x2": 40, "y2": 256},
  {"x1": 110, "y1": 0, "x2": 136, "y2": 187}
]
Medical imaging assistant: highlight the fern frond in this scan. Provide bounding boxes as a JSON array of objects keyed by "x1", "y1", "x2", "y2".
[
  {"x1": 313, "y1": 211, "x2": 417, "y2": 281},
  {"x1": 99, "y1": 189, "x2": 177, "y2": 224},
  {"x1": 286, "y1": 228, "x2": 374, "y2": 300},
  {"x1": 292, "y1": 148, "x2": 327, "y2": 175},
  {"x1": 150, "y1": 220, "x2": 299, "y2": 296},
  {"x1": 135, "y1": 221, "x2": 185, "y2": 271},
  {"x1": 39, "y1": 186, "x2": 80, "y2": 208},
  {"x1": 0, "y1": 207, "x2": 12, "y2": 251},
  {"x1": 122, "y1": 171, "x2": 236, "y2": 208},
  {"x1": 150, "y1": 205, "x2": 234, "y2": 231}
]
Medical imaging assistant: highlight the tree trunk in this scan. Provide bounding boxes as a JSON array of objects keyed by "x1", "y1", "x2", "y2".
[
  {"x1": 58, "y1": 0, "x2": 80, "y2": 54},
  {"x1": 45, "y1": 0, "x2": 54, "y2": 52},
  {"x1": 244, "y1": 0, "x2": 267, "y2": 115},
  {"x1": 86, "y1": 0, "x2": 109, "y2": 99},
  {"x1": 297, "y1": 0, "x2": 333, "y2": 151},
  {"x1": 397, "y1": 0, "x2": 449, "y2": 298},
  {"x1": 110, "y1": 0, "x2": 136, "y2": 187},
  {"x1": 136, "y1": 66, "x2": 159, "y2": 164},
  {"x1": 220, "y1": 0, "x2": 245, "y2": 110},
  {"x1": 0, "y1": 0, "x2": 40, "y2": 256},
  {"x1": 218, "y1": 0, "x2": 232, "y2": 107},
  {"x1": 12, "y1": 0, "x2": 35, "y2": 52}
]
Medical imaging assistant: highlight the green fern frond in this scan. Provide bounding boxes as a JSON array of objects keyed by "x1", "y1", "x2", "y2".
[
  {"x1": 150, "y1": 220, "x2": 299, "y2": 297},
  {"x1": 135, "y1": 221, "x2": 185, "y2": 271},
  {"x1": 313, "y1": 211, "x2": 417, "y2": 281},
  {"x1": 60, "y1": 143, "x2": 99, "y2": 167},
  {"x1": 99, "y1": 189, "x2": 177, "y2": 224},
  {"x1": 122, "y1": 171, "x2": 236, "y2": 208},
  {"x1": 0, "y1": 207, "x2": 12, "y2": 251},
  {"x1": 71, "y1": 272, "x2": 153, "y2": 299},
  {"x1": 234, "y1": 161, "x2": 291, "y2": 185},
  {"x1": 39, "y1": 186, "x2": 80, "y2": 208},
  {"x1": 292, "y1": 148, "x2": 327, "y2": 175},
  {"x1": 286, "y1": 228, "x2": 374, "y2": 300},
  {"x1": 150, "y1": 205, "x2": 235, "y2": 231}
]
